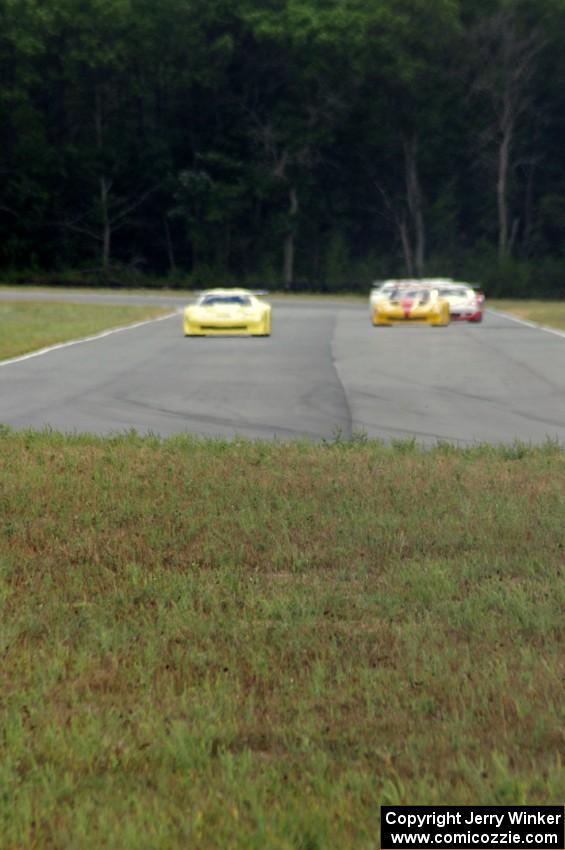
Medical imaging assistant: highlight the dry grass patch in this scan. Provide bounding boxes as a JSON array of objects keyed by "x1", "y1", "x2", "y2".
[{"x1": 490, "y1": 299, "x2": 565, "y2": 330}]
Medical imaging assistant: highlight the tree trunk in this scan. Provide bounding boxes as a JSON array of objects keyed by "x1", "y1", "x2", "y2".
[
  {"x1": 164, "y1": 217, "x2": 176, "y2": 273},
  {"x1": 508, "y1": 216, "x2": 519, "y2": 255},
  {"x1": 497, "y1": 128, "x2": 511, "y2": 260},
  {"x1": 100, "y1": 176, "x2": 111, "y2": 273},
  {"x1": 399, "y1": 217, "x2": 414, "y2": 277},
  {"x1": 404, "y1": 137, "x2": 425, "y2": 277},
  {"x1": 283, "y1": 186, "x2": 299, "y2": 290},
  {"x1": 414, "y1": 198, "x2": 425, "y2": 277},
  {"x1": 95, "y1": 87, "x2": 112, "y2": 273},
  {"x1": 283, "y1": 233, "x2": 294, "y2": 290},
  {"x1": 522, "y1": 159, "x2": 536, "y2": 256}
]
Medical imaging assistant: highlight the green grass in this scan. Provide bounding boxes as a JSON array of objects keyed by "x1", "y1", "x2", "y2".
[
  {"x1": 489, "y1": 299, "x2": 565, "y2": 330},
  {"x1": 1, "y1": 430, "x2": 563, "y2": 849},
  {"x1": 0, "y1": 301, "x2": 172, "y2": 361}
]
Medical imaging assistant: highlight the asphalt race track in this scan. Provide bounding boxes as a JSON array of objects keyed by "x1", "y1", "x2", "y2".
[{"x1": 1, "y1": 291, "x2": 564, "y2": 445}]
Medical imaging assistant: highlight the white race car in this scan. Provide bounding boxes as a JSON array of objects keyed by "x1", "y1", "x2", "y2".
[{"x1": 435, "y1": 282, "x2": 484, "y2": 322}]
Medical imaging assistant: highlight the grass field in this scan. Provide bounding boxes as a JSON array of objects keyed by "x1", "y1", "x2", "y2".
[
  {"x1": 490, "y1": 300, "x2": 565, "y2": 331},
  {"x1": 0, "y1": 301, "x2": 171, "y2": 361},
  {"x1": 1, "y1": 430, "x2": 563, "y2": 849}
]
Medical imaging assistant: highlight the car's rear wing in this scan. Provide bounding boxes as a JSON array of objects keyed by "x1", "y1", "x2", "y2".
[
  {"x1": 451, "y1": 282, "x2": 485, "y2": 294},
  {"x1": 193, "y1": 289, "x2": 270, "y2": 296}
]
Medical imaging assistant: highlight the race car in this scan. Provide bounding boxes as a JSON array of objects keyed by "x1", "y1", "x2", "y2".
[
  {"x1": 183, "y1": 289, "x2": 271, "y2": 336},
  {"x1": 369, "y1": 278, "x2": 455, "y2": 314},
  {"x1": 371, "y1": 286, "x2": 450, "y2": 326},
  {"x1": 369, "y1": 279, "x2": 423, "y2": 314},
  {"x1": 435, "y1": 282, "x2": 484, "y2": 322}
]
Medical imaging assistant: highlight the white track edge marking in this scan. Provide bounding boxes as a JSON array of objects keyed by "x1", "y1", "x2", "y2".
[
  {"x1": 486, "y1": 308, "x2": 565, "y2": 339},
  {"x1": 0, "y1": 311, "x2": 178, "y2": 368}
]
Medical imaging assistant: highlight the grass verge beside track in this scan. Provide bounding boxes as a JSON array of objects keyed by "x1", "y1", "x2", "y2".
[
  {"x1": 1, "y1": 431, "x2": 563, "y2": 849},
  {"x1": 489, "y1": 299, "x2": 565, "y2": 330},
  {"x1": 0, "y1": 301, "x2": 171, "y2": 361}
]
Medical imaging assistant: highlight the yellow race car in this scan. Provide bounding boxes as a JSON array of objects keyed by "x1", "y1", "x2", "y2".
[
  {"x1": 371, "y1": 286, "x2": 450, "y2": 326},
  {"x1": 183, "y1": 288, "x2": 271, "y2": 336}
]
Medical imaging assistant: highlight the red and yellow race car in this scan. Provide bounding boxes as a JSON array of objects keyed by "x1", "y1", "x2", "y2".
[{"x1": 371, "y1": 286, "x2": 450, "y2": 326}]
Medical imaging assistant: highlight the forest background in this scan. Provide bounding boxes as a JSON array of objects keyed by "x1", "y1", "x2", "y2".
[{"x1": 1, "y1": 0, "x2": 564, "y2": 296}]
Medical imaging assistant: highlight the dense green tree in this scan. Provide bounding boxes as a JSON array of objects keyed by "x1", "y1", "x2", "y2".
[{"x1": 0, "y1": 0, "x2": 563, "y2": 293}]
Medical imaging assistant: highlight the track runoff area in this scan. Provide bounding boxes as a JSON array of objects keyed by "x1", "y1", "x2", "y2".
[{"x1": 382, "y1": 806, "x2": 564, "y2": 848}]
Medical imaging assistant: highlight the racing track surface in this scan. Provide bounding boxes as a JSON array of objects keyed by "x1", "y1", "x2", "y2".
[{"x1": 1, "y1": 291, "x2": 564, "y2": 445}]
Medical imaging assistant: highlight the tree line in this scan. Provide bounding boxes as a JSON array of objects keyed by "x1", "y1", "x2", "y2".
[{"x1": 1, "y1": 0, "x2": 564, "y2": 295}]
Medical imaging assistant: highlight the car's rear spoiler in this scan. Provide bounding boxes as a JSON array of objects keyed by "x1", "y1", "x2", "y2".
[
  {"x1": 455, "y1": 283, "x2": 485, "y2": 292},
  {"x1": 193, "y1": 289, "x2": 269, "y2": 295}
]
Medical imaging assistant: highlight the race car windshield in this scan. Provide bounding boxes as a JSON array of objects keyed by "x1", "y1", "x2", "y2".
[
  {"x1": 201, "y1": 295, "x2": 252, "y2": 306},
  {"x1": 390, "y1": 289, "x2": 430, "y2": 302}
]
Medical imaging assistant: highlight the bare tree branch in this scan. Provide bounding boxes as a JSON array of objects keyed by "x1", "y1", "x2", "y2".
[{"x1": 468, "y1": 10, "x2": 547, "y2": 259}]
